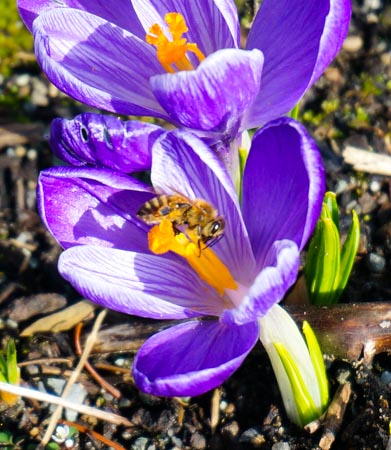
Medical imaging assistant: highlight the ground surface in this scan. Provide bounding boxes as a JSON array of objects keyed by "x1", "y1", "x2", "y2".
[{"x1": 0, "y1": 1, "x2": 391, "y2": 449}]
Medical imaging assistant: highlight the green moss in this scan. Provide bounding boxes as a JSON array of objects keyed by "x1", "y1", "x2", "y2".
[
  {"x1": 0, "y1": 0, "x2": 34, "y2": 77},
  {"x1": 360, "y1": 73, "x2": 383, "y2": 97},
  {"x1": 321, "y1": 98, "x2": 340, "y2": 115}
]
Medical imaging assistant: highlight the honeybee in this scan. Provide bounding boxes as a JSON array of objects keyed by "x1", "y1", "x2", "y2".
[{"x1": 137, "y1": 194, "x2": 225, "y2": 249}]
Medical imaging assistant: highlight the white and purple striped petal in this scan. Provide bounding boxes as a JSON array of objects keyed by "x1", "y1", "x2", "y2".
[
  {"x1": 33, "y1": 8, "x2": 168, "y2": 117},
  {"x1": 37, "y1": 167, "x2": 153, "y2": 252},
  {"x1": 50, "y1": 113, "x2": 163, "y2": 172},
  {"x1": 59, "y1": 246, "x2": 225, "y2": 319},
  {"x1": 133, "y1": 319, "x2": 259, "y2": 396},
  {"x1": 18, "y1": 0, "x2": 144, "y2": 35}
]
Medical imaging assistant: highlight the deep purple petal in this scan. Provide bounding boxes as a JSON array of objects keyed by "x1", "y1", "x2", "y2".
[
  {"x1": 309, "y1": 0, "x2": 351, "y2": 87},
  {"x1": 244, "y1": 0, "x2": 332, "y2": 128},
  {"x1": 33, "y1": 9, "x2": 167, "y2": 117},
  {"x1": 222, "y1": 240, "x2": 300, "y2": 325},
  {"x1": 37, "y1": 167, "x2": 153, "y2": 251},
  {"x1": 242, "y1": 118, "x2": 325, "y2": 267},
  {"x1": 151, "y1": 131, "x2": 256, "y2": 285},
  {"x1": 59, "y1": 246, "x2": 224, "y2": 319},
  {"x1": 133, "y1": 319, "x2": 259, "y2": 396},
  {"x1": 17, "y1": 0, "x2": 144, "y2": 35},
  {"x1": 50, "y1": 113, "x2": 163, "y2": 172},
  {"x1": 151, "y1": 49, "x2": 263, "y2": 137},
  {"x1": 132, "y1": 0, "x2": 239, "y2": 55}
]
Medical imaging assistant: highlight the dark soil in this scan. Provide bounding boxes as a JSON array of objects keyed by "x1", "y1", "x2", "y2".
[{"x1": 1, "y1": 1, "x2": 391, "y2": 449}]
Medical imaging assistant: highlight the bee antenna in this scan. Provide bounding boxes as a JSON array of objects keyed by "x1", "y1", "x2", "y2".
[{"x1": 206, "y1": 234, "x2": 224, "y2": 249}]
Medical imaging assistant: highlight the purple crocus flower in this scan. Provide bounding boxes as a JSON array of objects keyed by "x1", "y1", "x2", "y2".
[
  {"x1": 38, "y1": 118, "x2": 324, "y2": 396},
  {"x1": 19, "y1": 0, "x2": 351, "y2": 149}
]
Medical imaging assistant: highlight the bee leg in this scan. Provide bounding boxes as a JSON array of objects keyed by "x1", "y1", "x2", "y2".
[{"x1": 197, "y1": 225, "x2": 202, "y2": 256}]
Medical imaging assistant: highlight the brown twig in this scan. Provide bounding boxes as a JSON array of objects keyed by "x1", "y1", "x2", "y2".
[
  {"x1": 61, "y1": 419, "x2": 128, "y2": 450},
  {"x1": 74, "y1": 322, "x2": 121, "y2": 399}
]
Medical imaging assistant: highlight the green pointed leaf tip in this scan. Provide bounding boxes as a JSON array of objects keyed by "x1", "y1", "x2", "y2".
[
  {"x1": 274, "y1": 342, "x2": 320, "y2": 427},
  {"x1": 324, "y1": 192, "x2": 339, "y2": 231},
  {"x1": 302, "y1": 321, "x2": 329, "y2": 410},
  {"x1": 339, "y1": 209, "x2": 360, "y2": 292},
  {"x1": 288, "y1": 103, "x2": 300, "y2": 120},
  {"x1": 6, "y1": 339, "x2": 20, "y2": 385},
  {"x1": 305, "y1": 216, "x2": 341, "y2": 305},
  {"x1": 305, "y1": 191, "x2": 360, "y2": 305},
  {"x1": 238, "y1": 146, "x2": 249, "y2": 201}
]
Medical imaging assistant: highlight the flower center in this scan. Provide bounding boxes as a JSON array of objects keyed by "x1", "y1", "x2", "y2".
[
  {"x1": 148, "y1": 218, "x2": 237, "y2": 295},
  {"x1": 146, "y1": 12, "x2": 205, "y2": 73}
]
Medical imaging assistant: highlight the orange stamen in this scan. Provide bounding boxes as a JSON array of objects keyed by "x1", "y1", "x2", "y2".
[
  {"x1": 146, "y1": 12, "x2": 205, "y2": 73},
  {"x1": 148, "y1": 219, "x2": 237, "y2": 296}
]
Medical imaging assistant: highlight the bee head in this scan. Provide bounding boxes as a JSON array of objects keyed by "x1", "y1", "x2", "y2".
[{"x1": 205, "y1": 217, "x2": 225, "y2": 240}]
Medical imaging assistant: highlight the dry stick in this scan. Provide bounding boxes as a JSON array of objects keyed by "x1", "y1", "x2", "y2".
[
  {"x1": 0, "y1": 382, "x2": 132, "y2": 426},
  {"x1": 61, "y1": 419, "x2": 128, "y2": 450},
  {"x1": 210, "y1": 387, "x2": 221, "y2": 433},
  {"x1": 41, "y1": 308, "x2": 108, "y2": 446}
]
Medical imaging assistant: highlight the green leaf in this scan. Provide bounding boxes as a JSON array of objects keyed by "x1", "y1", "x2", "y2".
[
  {"x1": 0, "y1": 352, "x2": 7, "y2": 378},
  {"x1": 6, "y1": 339, "x2": 19, "y2": 385},
  {"x1": 288, "y1": 103, "x2": 300, "y2": 120},
  {"x1": 0, "y1": 372, "x2": 8, "y2": 383},
  {"x1": 324, "y1": 192, "x2": 339, "y2": 231},
  {"x1": 274, "y1": 342, "x2": 320, "y2": 426},
  {"x1": 0, "y1": 431, "x2": 14, "y2": 450},
  {"x1": 302, "y1": 321, "x2": 329, "y2": 410},
  {"x1": 336, "y1": 209, "x2": 360, "y2": 299},
  {"x1": 305, "y1": 212, "x2": 341, "y2": 305},
  {"x1": 238, "y1": 146, "x2": 249, "y2": 202}
]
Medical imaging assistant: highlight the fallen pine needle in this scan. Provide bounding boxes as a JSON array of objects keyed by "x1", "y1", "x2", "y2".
[
  {"x1": 41, "y1": 309, "x2": 109, "y2": 444},
  {"x1": 0, "y1": 381, "x2": 132, "y2": 426}
]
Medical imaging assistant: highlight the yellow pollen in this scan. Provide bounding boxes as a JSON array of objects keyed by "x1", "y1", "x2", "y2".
[
  {"x1": 148, "y1": 219, "x2": 237, "y2": 296},
  {"x1": 146, "y1": 12, "x2": 205, "y2": 73}
]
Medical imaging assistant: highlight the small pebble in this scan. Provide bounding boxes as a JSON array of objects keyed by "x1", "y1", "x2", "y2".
[
  {"x1": 380, "y1": 371, "x2": 391, "y2": 386},
  {"x1": 335, "y1": 179, "x2": 348, "y2": 194},
  {"x1": 190, "y1": 432, "x2": 207, "y2": 449},
  {"x1": 5, "y1": 319, "x2": 18, "y2": 329},
  {"x1": 346, "y1": 199, "x2": 360, "y2": 214},
  {"x1": 24, "y1": 365, "x2": 39, "y2": 376},
  {"x1": 170, "y1": 436, "x2": 183, "y2": 448},
  {"x1": 14, "y1": 74, "x2": 30, "y2": 87},
  {"x1": 366, "y1": 252, "x2": 386, "y2": 273},
  {"x1": 115, "y1": 357, "x2": 126, "y2": 367},
  {"x1": 27, "y1": 148, "x2": 38, "y2": 160},
  {"x1": 369, "y1": 179, "x2": 382, "y2": 193},
  {"x1": 221, "y1": 420, "x2": 240, "y2": 438},
  {"x1": 343, "y1": 35, "x2": 363, "y2": 53},
  {"x1": 131, "y1": 437, "x2": 149, "y2": 450},
  {"x1": 146, "y1": 445, "x2": 156, "y2": 450},
  {"x1": 219, "y1": 400, "x2": 228, "y2": 412},
  {"x1": 15, "y1": 145, "x2": 26, "y2": 158},
  {"x1": 31, "y1": 77, "x2": 49, "y2": 107},
  {"x1": 119, "y1": 397, "x2": 132, "y2": 408},
  {"x1": 272, "y1": 443, "x2": 291, "y2": 450},
  {"x1": 240, "y1": 428, "x2": 266, "y2": 446},
  {"x1": 46, "y1": 378, "x2": 87, "y2": 421},
  {"x1": 364, "y1": 0, "x2": 382, "y2": 10}
]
